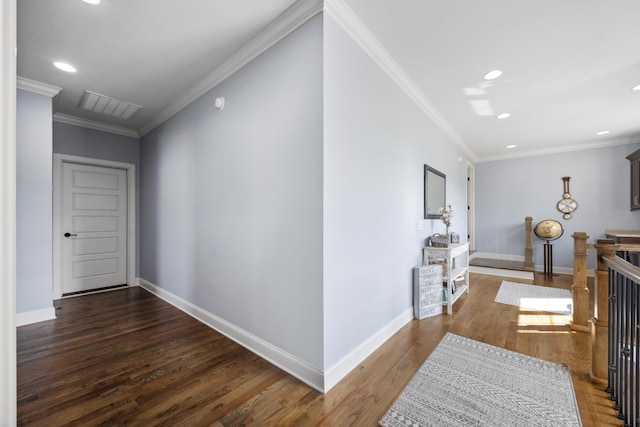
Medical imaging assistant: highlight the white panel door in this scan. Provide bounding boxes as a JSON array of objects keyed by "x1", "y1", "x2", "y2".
[{"x1": 61, "y1": 162, "x2": 127, "y2": 294}]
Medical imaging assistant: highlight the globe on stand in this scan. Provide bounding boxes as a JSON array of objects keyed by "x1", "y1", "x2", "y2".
[{"x1": 534, "y1": 220, "x2": 564, "y2": 274}]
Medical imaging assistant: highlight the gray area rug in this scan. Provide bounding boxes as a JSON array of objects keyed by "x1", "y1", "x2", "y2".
[
  {"x1": 379, "y1": 333, "x2": 582, "y2": 427},
  {"x1": 494, "y1": 281, "x2": 573, "y2": 314}
]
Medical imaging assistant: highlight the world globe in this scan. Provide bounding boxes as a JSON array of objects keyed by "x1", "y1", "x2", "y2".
[{"x1": 534, "y1": 219, "x2": 564, "y2": 241}]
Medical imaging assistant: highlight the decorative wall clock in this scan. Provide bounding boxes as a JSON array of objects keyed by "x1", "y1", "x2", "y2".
[{"x1": 557, "y1": 176, "x2": 578, "y2": 220}]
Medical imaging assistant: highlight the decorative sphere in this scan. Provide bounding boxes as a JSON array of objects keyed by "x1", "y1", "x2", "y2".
[{"x1": 534, "y1": 220, "x2": 564, "y2": 241}]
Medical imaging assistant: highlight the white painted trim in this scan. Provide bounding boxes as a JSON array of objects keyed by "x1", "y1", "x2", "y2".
[
  {"x1": 475, "y1": 135, "x2": 638, "y2": 163},
  {"x1": 324, "y1": 308, "x2": 413, "y2": 392},
  {"x1": 324, "y1": 0, "x2": 476, "y2": 162},
  {"x1": 53, "y1": 113, "x2": 139, "y2": 139},
  {"x1": 470, "y1": 257, "x2": 588, "y2": 278},
  {"x1": 16, "y1": 76, "x2": 61, "y2": 98},
  {"x1": 137, "y1": 278, "x2": 325, "y2": 392},
  {"x1": 139, "y1": 0, "x2": 323, "y2": 136},
  {"x1": 471, "y1": 251, "x2": 526, "y2": 262},
  {"x1": 470, "y1": 266, "x2": 535, "y2": 280},
  {"x1": 536, "y1": 265, "x2": 575, "y2": 276},
  {"x1": 16, "y1": 307, "x2": 56, "y2": 327},
  {"x1": 60, "y1": 284, "x2": 134, "y2": 299},
  {"x1": 1, "y1": 0, "x2": 17, "y2": 422},
  {"x1": 466, "y1": 162, "x2": 476, "y2": 251},
  {"x1": 53, "y1": 154, "x2": 136, "y2": 299}
]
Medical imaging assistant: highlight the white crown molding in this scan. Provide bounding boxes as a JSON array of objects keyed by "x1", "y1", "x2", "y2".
[
  {"x1": 53, "y1": 113, "x2": 139, "y2": 139},
  {"x1": 324, "y1": 0, "x2": 477, "y2": 163},
  {"x1": 17, "y1": 76, "x2": 61, "y2": 98},
  {"x1": 475, "y1": 136, "x2": 639, "y2": 163},
  {"x1": 138, "y1": 0, "x2": 324, "y2": 137}
]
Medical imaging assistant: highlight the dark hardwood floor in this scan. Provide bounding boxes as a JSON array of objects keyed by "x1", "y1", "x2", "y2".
[{"x1": 17, "y1": 272, "x2": 621, "y2": 426}]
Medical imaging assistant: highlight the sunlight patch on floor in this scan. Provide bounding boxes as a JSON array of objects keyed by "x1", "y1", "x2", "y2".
[
  {"x1": 518, "y1": 296, "x2": 573, "y2": 314},
  {"x1": 517, "y1": 312, "x2": 571, "y2": 334}
]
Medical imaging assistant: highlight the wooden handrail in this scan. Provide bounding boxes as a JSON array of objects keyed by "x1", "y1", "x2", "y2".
[
  {"x1": 602, "y1": 254, "x2": 640, "y2": 283},
  {"x1": 611, "y1": 244, "x2": 640, "y2": 252}
]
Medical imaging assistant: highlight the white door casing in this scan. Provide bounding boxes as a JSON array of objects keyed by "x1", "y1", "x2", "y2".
[
  {"x1": 1, "y1": 0, "x2": 17, "y2": 421},
  {"x1": 466, "y1": 162, "x2": 475, "y2": 251},
  {"x1": 61, "y1": 162, "x2": 127, "y2": 293},
  {"x1": 53, "y1": 154, "x2": 136, "y2": 298}
]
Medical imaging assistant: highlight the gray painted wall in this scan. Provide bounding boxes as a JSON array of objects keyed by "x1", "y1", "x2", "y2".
[
  {"x1": 476, "y1": 142, "x2": 640, "y2": 269},
  {"x1": 53, "y1": 121, "x2": 140, "y2": 165},
  {"x1": 140, "y1": 15, "x2": 324, "y2": 369},
  {"x1": 139, "y1": 11, "x2": 471, "y2": 379},
  {"x1": 16, "y1": 89, "x2": 53, "y2": 313},
  {"x1": 323, "y1": 15, "x2": 470, "y2": 370}
]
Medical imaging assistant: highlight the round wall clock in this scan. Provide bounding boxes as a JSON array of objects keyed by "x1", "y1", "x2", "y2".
[{"x1": 557, "y1": 176, "x2": 577, "y2": 220}]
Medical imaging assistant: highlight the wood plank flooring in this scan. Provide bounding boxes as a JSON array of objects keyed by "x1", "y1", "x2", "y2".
[{"x1": 17, "y1": 273, "x2": 621, "y2": 426}]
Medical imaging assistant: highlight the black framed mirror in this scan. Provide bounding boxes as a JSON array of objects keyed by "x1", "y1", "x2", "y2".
[{"x1": 424, "y1": 165, "x2": 446, "y2": 219}]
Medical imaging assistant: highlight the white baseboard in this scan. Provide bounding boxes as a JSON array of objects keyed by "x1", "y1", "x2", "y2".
[
  {"x1": 471, "y1": 252, "x2": 525, "y2": 262},
  {"x1": 470, "y1": 264, "x2": 590, "y2": 279},
  {"x1": 137, "y1": 278, "x2": 325, "y2": 392},
  {"x1": 323, "y1": 307, "x2": 413, "y2": 392},
  {"x1": 470, "y1": 266, "x2": 534, "y2": 280},
  {"x1": 16, "y1": 307, "x2": 56, "y2": 327},
  {"x1": 470, "y1": 252, "x2": 588, "y2": 277},
  {"x1": 546, "y1": 266, "x2": 573, "y2": 276}
]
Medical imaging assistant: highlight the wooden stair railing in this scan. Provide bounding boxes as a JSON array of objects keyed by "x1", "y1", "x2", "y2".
[
  {"x1": 571, "y1": 235, "x2": 640, "y2": 390},
  {"x1": 570, "y1": 232, "x2": 590, "y2": 333},
  {"x1": 591, "y1": 239, "x2": 619, "y2": 386},
  {"x1": 601, "y1": 247, "x2": 640, "y2": 424},
  {"x1": 571, "y1": 237, "x2": 620, "y2": 384}
]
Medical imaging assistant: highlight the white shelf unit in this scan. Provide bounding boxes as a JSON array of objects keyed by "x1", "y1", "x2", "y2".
[{"x1": 422, "y1": 242, "x2": 470, "y2": 314}]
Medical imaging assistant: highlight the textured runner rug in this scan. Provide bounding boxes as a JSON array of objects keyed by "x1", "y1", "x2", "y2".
[
  {"x1": 494, "y1": 280, "x2": 573, "y2": 314},
  {"x1": 379, "y1": 333, "x2": 582, "y2": 427}
]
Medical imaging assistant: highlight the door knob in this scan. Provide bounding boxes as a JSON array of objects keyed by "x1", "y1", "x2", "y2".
[{"x1": 64, "y1": 232, "x2": 78, "y2": 238}]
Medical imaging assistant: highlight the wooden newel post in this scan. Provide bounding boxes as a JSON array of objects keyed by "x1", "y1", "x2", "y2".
[
  {"x1": 525, "y1": 217, "x2": 533, "y2": 269},
  {"x1": 591, "y1": 239, "x2": 618, "y2": 385},
  {"x1": 570, "y1": 232, "x2": 590, "y2": 332}
]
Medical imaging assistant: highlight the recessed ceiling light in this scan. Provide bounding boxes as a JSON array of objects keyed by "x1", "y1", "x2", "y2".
[
  {"x1": 506, "y1": 145, "x2": 516, "y2": 149},
  {"x1": 596, "y1": 130, "x2": 610, "y2": 136},
  {"x1": 82, "y1": 0, "x2": 100, "y2": 4},
  {"x1": 484, "y1": 70, "x2": 502, "y2": 80},
  {"x1": 633, "y1": 84, "x2": 640, "y2": 91},
  {"x1": 497, "y1": 113, "x2": 511, "y2": 119},
  {"x1": 53, "y1": 61, "x2": 76, "y2": 73}
]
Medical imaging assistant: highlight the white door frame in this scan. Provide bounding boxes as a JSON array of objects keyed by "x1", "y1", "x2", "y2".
[
  {"x1": 53, "y1": 153, "x2": 136, "y2": 298},
  {"x1": 466, "y1": 162, "x2": 476, "y2": 251},
  {"x1": 1, "y1": 0, "x2": 17, "y2": 422}
]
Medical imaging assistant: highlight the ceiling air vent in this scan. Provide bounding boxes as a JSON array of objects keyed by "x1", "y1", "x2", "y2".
[{"x1": 78, "y1": 90, "x2": 142, "y2": 120}]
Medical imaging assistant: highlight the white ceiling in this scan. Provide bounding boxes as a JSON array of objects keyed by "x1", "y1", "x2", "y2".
[
  {"x1": 17, "y1": 0, "x2": 640, "y2": 162},
  {"x1": 17, "y1": 0, "x2": 303, "y2": 134}
]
